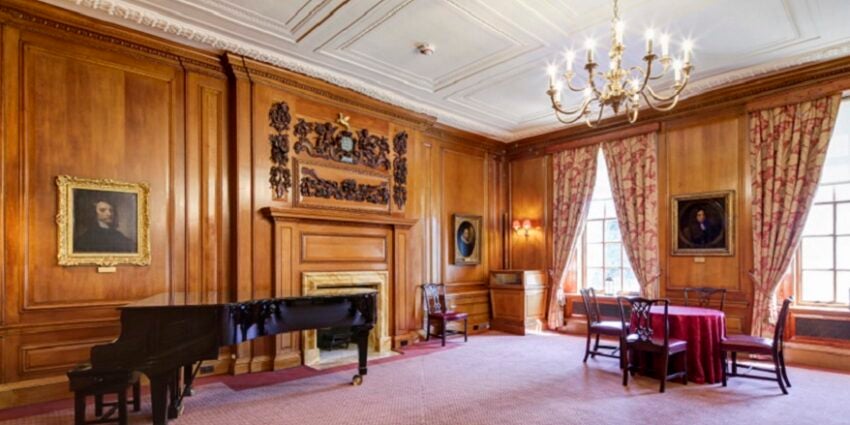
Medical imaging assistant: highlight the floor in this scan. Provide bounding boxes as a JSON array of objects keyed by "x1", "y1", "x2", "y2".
[{"x1": 2, "y1": 332, "x2": 849, "y2": 425}]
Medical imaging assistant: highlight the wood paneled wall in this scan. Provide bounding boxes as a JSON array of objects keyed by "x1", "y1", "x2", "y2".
[{"x1": 0, "y1": 1, "x2": 506, "y2": 407}]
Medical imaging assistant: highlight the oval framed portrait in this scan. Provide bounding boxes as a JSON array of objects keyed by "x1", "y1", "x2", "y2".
[
  {"x1": 453, "y1": 214, "x2": 482, "y2": 265},
  {"x1": 671, "y1": 190, "x2": 734, "y2": 256}
]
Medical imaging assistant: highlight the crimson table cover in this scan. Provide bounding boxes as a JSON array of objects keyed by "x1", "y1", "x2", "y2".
[{"x1": 649, "y1": 305, "x2": 726, "y2": 384}]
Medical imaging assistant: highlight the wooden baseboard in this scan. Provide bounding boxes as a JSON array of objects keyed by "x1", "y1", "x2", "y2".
[
  {"x1": 0, "y1": 376, "x2": 71, "y2": 409},
  {"x1": 785, "y1": 342, "x2": 850, "y2": 373}
]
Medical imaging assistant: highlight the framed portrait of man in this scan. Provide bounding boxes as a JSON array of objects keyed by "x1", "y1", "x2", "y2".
[
  {"x1": 453, "y1": 214, "x2": 482, "y2": 265},
  {"x1": 671, "y1": 191, "x2": 734, "y2": 256},
  {"x1": 56, "y1": 175, "x2": 151, "y2": 266}
]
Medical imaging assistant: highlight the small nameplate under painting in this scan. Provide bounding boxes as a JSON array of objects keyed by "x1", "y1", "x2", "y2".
[{"x1": 97, "y1": 266, "x2": 117, "y2": 273}]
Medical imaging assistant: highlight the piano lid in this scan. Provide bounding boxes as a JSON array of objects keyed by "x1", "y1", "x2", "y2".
[{"x1": 122, "y1": 289, "x2": 378, "y2": 309}]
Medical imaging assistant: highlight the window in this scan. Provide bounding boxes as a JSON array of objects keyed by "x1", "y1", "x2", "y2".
[
  {"x1": 798, "y1": 98, "x2": 850, "y2": 306},
  {"x1": 580, "y1": 150, "x2": 639, "y2": 294}
]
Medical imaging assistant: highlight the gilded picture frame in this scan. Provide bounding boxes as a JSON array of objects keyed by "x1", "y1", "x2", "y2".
[
  {"x1": 671, "y1": 190, "x2": 734, "y2": 256},
  {"x1": 56, "y1": 175, "x2": 151, "y2": 266},
  {"x1": 453, "y1": 214, "x2": 482, "y2": 266}
]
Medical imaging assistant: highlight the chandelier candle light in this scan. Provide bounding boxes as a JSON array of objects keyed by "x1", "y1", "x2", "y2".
[{"x1": 546, "y1": 0, "x2": 694, "y2": 127}]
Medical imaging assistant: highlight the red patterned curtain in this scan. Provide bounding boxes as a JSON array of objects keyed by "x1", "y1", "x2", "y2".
[
  {"x1": 602, "y1": 133, "x2": 660, "y2": 298},
  {"x1": 750, "y1": 94, "x2": 841, "y2": 337},
  {"x1": 549, "y1": 144, "x2": 599, "y2": 330}
]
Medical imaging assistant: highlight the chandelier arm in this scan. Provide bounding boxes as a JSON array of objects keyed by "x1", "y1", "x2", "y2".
[
  {"x1": 584, "y1": 102, "x2": 605, "y2": 128},
  {"x1": 641, "y1": 91, "x2": 680, "y2": 112},
  {"x1": 550, "y1": 92, "x2": 593, "y2": 116},
  {"x1": 644, "y1": 82, "x2": 687, "y2": 103},
  {"x1": 565, "y1": 78, "x2": 588, "y2": 93},
  {"x1": 551, "y1": 96, "x2": 594, "y2": 124}
]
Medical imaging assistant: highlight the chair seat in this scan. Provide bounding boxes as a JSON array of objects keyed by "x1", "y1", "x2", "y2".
[
  {"x1": 428, "y1": 311, "x2": 468, "y2": 321},
  {"x1": 626, "y1": 334, "x2": 687, "y2": 353},
  {"x1": 721, "y1": 334, "x2": 773, "y2": 354},
  {"x1": 589, "y1": 320, "x2": 624, "y2": 335}
]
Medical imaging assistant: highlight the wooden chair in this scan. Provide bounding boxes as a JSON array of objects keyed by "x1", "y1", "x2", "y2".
[
  {"x1": 683, "y1": 287, "x2": 727, "y2": 312},
  {"x1": 618, "y1": 297, "x2": 688, "y2": 393},
  {"x1": 721, "y1": 297, "x2": 793, "y2": 394},
  {"x1": 68, "y1": 365, "x2": 141, "y2": 425},
  {"x1": 579, "y1": 288, "x2": 625, "y2": 367},
  {"x1": 422, "y1": 283, "x2": 468, "y2": 347}
]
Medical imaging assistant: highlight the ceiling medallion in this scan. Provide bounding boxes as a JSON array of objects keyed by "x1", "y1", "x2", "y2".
[{"x1": 546, "y1": 0, "x2": 694, "y2": 127}]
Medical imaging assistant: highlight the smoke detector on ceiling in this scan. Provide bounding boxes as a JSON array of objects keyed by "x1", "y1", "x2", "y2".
[{"x1": 416, "y1": 43, "x2": 436, "y2": 56}]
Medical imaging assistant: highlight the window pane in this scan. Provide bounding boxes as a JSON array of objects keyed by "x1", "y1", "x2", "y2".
[
  {"x1": 605, "y1": 243, "x2": 622, "y2": 267},
  {"x1": 803, "y1": 205, "x2": 833, "y2": 236},
  {"x1": 814, "y1": 185, "x2": 834, "y2": 203},
  {"x1": 603, "y1": 200, "x2": 617, "y2": 218},
  {"x1": 835, "y1": 184, "x2": 850, "y2": 201},
  {"x1": 587, "y1": 200, "x2": 605, "y2": 219},
  {"x1": 604, "y1": 268, "x2": 622, "y2": 294},
  {"x1": 821, "y1": 130, "x2": 850, "y2": 184},
  {"x1": 587, "y1": 268, "x2": 604, "y2": 290},
  {"x1": 802, "y1": 237, "x2": 834, "y2": 269},
  {"x1": 837, "y1": 272, "x2": 850, "y2": 304},
  {"x1": 838, "y1": 204, "x2": 850, "y2": 234},
  {"x1": 586, "y1": 221, "x2": 603, "y2": 243},
  {"x1": 605, "y1": 219, "x2": 621, "y2": 242},
  {"x1": 838, "y1": 236, "x2": 850, "y2": 269},
  {"x1": 586, "y1": 243, "x2": 603, "y2": 268},
  {"x1": 801, "y1": 271, "x2": 834, "y2": 303},
  {"x1": 623, "y1": 268, "x2": 640, "y2": 294}
]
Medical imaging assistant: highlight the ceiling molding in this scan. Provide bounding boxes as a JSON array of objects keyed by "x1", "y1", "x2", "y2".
[{"x1": 59, "y1": 0, "x2": 513, "y2": 140}]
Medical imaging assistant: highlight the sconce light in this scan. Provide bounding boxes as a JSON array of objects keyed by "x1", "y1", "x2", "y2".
[{"x1": 512, "y1": 219, "x2": 533, "y2": 237}]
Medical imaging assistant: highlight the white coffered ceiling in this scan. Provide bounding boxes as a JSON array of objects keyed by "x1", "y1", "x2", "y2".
[{"x1": 42, "y1": 0, "x2": 850, "y2": 141}]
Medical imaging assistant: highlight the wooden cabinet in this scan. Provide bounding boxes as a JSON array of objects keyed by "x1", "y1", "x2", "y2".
[{"x1": 489, "y1": 270, "x2": 548, "y2": 335}]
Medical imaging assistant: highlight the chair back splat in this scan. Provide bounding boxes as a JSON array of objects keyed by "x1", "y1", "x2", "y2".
[
  {"x1": 683, "y1": 287, "x2": 727, "y2": 311},
  {"x1": 579, "y1": 288, "x2": 603, "y2": 325},
  {"x1": 422, "y1": 283, "x2": 444, "y2": 315},
  {"x1": 421, "y1": 283, "x2": 468, "y2": 347}
]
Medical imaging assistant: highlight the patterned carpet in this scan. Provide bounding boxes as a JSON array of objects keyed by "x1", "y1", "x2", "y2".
[{"x1": 3, "y1": 332, "x2": 849, "y2": 424}]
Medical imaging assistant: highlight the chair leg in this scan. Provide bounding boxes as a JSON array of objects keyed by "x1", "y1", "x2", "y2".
[
  {"x1": 592, "y1": 334, "x2": 600, "y2": 358},
  {"x1": 132, "y1": 381, "x2": 141, "y2": 412},
  {"x1": 681, "y1": 351, "x2": 688, "y2": 385},
  {"x1": 583, "y1": 331, "x2": 592, "y2": 363},
  {"x1": 425, "y1": 316, "x2": 431, "y2": 341},
  {"x1": 95, "y1": 394, "x2": 104, "y2": 417},
  {"x1": 618, "y1": 337, "x2": 625, "y2": 370},
  {"x1": 660, "y1": 352, "x2": 669, "y2": 393},
  {"x1": 622, "y1": 347, "x2": 629, "y2": 386},
  {"x1": 463, "y1": 318, "x2": 468, "y2": 342},
  {"x1": 721, "y1": 351, "x2": 728, "y2": 387},
  {"x1": 779, "y1": 350, "x2": 791, "y2": 388},
  {"x1": 774, "y1": 355, "x2": 788, "y2": 395},
  {"x1": 441, "y1": 318, "x2": 447, "y2": 347},
  {"x1": 732, "y1": 352, "x2": 738, "y2": 375}
]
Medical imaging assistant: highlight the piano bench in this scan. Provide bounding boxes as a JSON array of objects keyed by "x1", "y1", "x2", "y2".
[{"x1": 67, "y1": 365, "x2": 141, "y2": 425}]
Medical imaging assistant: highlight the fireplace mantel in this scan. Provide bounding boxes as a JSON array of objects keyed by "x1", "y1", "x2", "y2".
[{"x1": 265, "y1": 207, "x2": 417, "y2": 228}]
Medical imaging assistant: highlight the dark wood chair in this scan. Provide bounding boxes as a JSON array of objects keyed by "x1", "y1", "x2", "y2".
[
  {"x1": 579, "y1": 288, "x2": 625, "y2": 367},
  {"x1": 721, "y1": 297, "x2": 793, "y2": 394},
  {"x1": 422, "y1": 283, "x2": 468, "y2": 347},
  {"x1": 683, "y1": 287, "x2": 727, "y2": 312},
  {"x1": 68, "y1": 365, "x2": 141, "y2": 425},
  {"x1": 618, "y1": 297, "x2": 688, "y2": 393}
]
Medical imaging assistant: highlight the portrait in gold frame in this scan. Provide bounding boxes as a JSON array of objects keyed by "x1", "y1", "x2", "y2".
[
  {"x1": 453, "y1": 214, "x2": 482, "y2": 265},
  {"x1": 671, "y1": 190, "x2": 734, "y2": 256},
  {"x1": 56, "y1": 175, "x2": 151, "y2": 266}
]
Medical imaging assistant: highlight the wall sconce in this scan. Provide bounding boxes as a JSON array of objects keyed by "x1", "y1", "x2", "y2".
[{"x1": 512, "y1": 219, "x2": 533, "y2": 237}]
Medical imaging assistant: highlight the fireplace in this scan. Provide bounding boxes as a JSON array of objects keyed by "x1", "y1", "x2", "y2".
[{"x1": 301, "y1": 271, "x2": 391, "y2": 366}]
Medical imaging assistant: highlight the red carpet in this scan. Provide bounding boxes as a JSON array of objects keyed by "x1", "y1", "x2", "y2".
[{"x1": 2, "y1": 333, "x2": 849, "y2": 424}]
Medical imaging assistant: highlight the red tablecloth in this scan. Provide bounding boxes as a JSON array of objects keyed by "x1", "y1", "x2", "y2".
[{"x1": 649, "y1": 306, "x2": 726, "y2": 384}]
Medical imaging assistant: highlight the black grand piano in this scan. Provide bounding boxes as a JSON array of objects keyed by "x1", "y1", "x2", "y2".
[{"x1": 69, "y1": 290, "x2": 377, "y2": 425}]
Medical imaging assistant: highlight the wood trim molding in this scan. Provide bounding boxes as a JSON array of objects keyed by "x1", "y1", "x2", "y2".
[
  {"x1": 265, "y1": 207, "x2": 417, "y2": 227},
  {"x1": 745, "y1": 75, "x2": 850, "y2": 112},
  {"x1": 509, "y1": 54, "x2": 850, "y2": 158},
  {"x1": 0, "y1": 0, "x2": 224, "y2": 77},
  {"x1": 543, "y1": 122, "x2": 660, "y2": 154}
]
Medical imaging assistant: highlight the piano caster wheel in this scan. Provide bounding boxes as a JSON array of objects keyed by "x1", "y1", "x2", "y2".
[{"x1": 351, "y1": 375, "x2": 363, "y2": 386}]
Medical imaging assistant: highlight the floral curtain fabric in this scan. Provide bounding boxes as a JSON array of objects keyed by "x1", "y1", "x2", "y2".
[
  {"x1": 749, "y1": 94, "x2": 841, "y2": 337},
  {"x1": 549, "y1": 144, "x2": 599, "y2": 330},
  {"x1": 602, "y1": 133, "x2": 660, "y2": 298}
]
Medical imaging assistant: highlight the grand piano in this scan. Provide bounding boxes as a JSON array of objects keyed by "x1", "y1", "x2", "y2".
[{"x1": 69, "y1": 290, "x2": 377, "y2": 425}]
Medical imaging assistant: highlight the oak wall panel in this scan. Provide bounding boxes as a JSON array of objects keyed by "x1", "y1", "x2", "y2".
[{"x1": 508, "y1": 156, "x2": 548, "y2": 271}]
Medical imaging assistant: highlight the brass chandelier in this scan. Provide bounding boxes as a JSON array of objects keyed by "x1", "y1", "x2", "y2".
[{"x1": 546, "y1": 0, "x2": 694, "y2": 127}]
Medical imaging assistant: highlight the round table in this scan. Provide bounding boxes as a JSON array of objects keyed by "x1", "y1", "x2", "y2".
[{"x1": 649, "y1": 305, "x2": 726, "y2": 384}]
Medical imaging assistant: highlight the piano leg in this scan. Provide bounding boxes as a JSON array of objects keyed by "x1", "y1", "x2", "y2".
[
  {"x1": 149, "y1": 375, "x2": 169, "y2": 425},
  {"x1": 183, "y1": 363, "x2": 195, "y2": 396},
  {"x1": 167, "y1": 368, "x2": 183, "y2": 419},
  {"x1": 351, "y1": 326, "x2": 372, "y2": 386}
]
